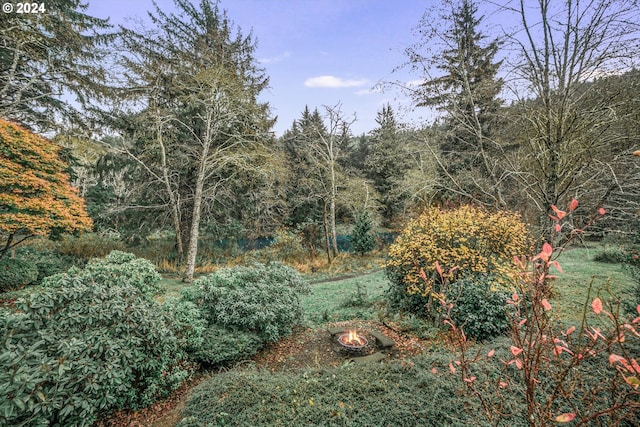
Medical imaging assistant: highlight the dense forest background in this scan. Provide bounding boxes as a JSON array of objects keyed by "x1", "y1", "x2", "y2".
[{"x1": 1, "y1": 0, "x2": 639, "y2": 280}]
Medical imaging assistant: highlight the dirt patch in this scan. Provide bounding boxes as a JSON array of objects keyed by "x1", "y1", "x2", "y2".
[
  {"x1": 95, "y1": 375, "x2": 208, "y2": 427},
  {"x1": 252, "y1": 320, "x2": 429, "y2": 371}
]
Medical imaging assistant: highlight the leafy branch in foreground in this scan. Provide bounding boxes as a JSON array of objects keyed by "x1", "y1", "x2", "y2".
[{"x1": 437, "y1": 200, "x2": 640, "y2": 426}]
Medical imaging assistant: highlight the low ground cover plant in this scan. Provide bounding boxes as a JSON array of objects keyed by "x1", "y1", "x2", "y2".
[{"x1": 177, "y1": 352, "x2": 496, "y2": 427}]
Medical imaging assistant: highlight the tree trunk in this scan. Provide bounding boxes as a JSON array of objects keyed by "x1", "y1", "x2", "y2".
[
  {"x1": 322, "y1": 200, "x2": 332, "y2": 264},
  {"x1": 0, "y1": 233, "x2": 14, "y2": 260},
  {"x1": 330, "y1": 191, "x2": 338, "y2": 257},
  {"x1": 329, "y1": 160, "x2": 339, "y2": 257},
  {"x1": 184, "y1": 119, "x2": 213, "y2": 282},
  {"x1": 156, "y1": 116, "x2": 184, "y2": 257},
  {"x1": 184, "y1": 168, "x2": 205, "y2": 282}
]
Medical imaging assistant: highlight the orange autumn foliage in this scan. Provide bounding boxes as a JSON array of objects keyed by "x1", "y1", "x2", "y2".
[{"x1": 0, "y1": 119, "x2": 92, "y2": 238}]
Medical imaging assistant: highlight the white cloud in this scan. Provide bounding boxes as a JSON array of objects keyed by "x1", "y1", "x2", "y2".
[
  {"x1": 259, "y1": 51, "x2": 291, "y2": 64},
  {"x1": 304, "y1": 75, "x2": 369, "y2": 88}
]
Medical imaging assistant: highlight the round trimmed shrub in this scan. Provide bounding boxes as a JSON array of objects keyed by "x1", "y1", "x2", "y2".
[
  {"x1": 386, "y1": 205, "x2": 531, "y2": 320},
  {"x1": 80, "y1": 250, "x2": 161, "y2": 297},
  {"x1": 0, "y1": 257, "x2": 38, "y2": 291},
  {"x1": 183, "y1": 262, "x2": 309, "y2": 343}
]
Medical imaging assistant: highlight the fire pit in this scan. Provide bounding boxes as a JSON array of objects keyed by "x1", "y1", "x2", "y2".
[{"x1": 338, "y1": 329, "x2": 368, "y2": 353}]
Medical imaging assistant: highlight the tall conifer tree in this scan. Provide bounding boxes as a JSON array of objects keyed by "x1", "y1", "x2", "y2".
[{"x1": 408, "y1": 0, "x2": 505, "y2": 206}]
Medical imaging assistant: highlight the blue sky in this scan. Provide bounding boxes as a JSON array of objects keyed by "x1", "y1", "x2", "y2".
[{"x1": 87, "y1": 0, "x2": 435, "y2": 136}]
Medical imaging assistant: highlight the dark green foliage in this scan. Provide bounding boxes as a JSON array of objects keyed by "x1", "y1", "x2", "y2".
[
  {"x1": 183, "y1": 262, "x2": 309, "y2": 344},
  {"x1": 0, "y1": 0, "x2": 113, "y2": 129},
  {"x1": 408, "y1": 0, "x2": 505, "y2": 206},
  {"x1": 75, "y1": 250, "x2": 162, "y2": 297},
  {"x1": 177, "y1": 262, "x2": 309, "y2": 367},
  {"x1": 281, "y1": 106, "x2": 327, "y2": 229},
  {"x1": 365, "y1": 105, "x2": 408, "y2": 226},
  {"x1": 445, "y1": 275, "x2": 510, "y2": 341},
  {"x1": 191, "y1": 325, "x2": 262, "y2": 367},
  {"x1": 0, "y1": 262, "x2": 192, "y2": 427},
  {"x1": 14, "y1": 247, "x2": 76, "y2": 284},
  {"x1": 0, "y1": 257, "x2": 38, "y2": 291},
  {"x1": 593, "y1": 247, "x2": 632, "y2": 264},
  {"x1": 177, "y1": 352, "x2": 510, "y2": 427},
  {"x1": 350, "y1": 211, "x2": 377, "y2": 255},
  {"x1": 162, "y1": 298, "x2": 207, "y2": 354}
]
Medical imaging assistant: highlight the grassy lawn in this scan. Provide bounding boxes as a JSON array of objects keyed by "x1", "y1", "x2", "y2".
[
  {"x1": 302, "y1": 270, "x2": 387, "y2": 325},
  {"x1": 156, "y1": 276, "x2": 186, "y2": 303},
  {"x1": 554, "y1": 246, "x2": 635, "y2": 323}
]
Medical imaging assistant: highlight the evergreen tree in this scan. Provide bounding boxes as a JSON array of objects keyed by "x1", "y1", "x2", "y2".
[
  {"x1": 0, "y1": 0, "x2": 113, "y2": 130},
  {"x1": 281, "y1": 106, "x2": 327, "y2": 228},
  {"x1": 408, "y1": 0, "x2": 506, "y2": 206},
  {"x1": 280, "y1": 104, "x2": 361, "y2": 263},
  {"x1": 351, "y1": 211, "x2": 376, "y2": 255},
  {"x1": 365, "y1": 104, "x2": 407, "y2": 226},
  {"x1": 114, "y1": 0, "x2": 274, "y2": 281}
]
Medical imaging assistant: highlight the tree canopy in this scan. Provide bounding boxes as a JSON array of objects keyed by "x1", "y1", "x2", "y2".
[
  {"x1": 0, "y1": 0, "x2": 113, "y2": 130},
  {"x1": 0, "y1": 119, "x2": 93, "y2": 257}
]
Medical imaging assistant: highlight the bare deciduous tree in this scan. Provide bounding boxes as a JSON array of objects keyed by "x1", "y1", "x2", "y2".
[{"x1": 503, "y1": 0, "x2": 640, "y2": 236}]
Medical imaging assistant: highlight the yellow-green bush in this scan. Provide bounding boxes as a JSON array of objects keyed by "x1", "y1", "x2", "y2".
[{"x1": 386, "y1": 205, "x2": 532, "y2": 318}]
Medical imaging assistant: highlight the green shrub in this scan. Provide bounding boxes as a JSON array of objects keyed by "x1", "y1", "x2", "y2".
[
  {"x1": 79, "y1": 250, "x2": 161, "y2": 297},
  {"x1": 162, "y1": 298, "x2": 207, "y2": 353},
  {"x1": 183, "y1": 262, "x2": 309, "y2": 343},
  {"x1": 191, "y1": 325, "x2": 262, "y2": 366},
  {"x1": 15, "y1": 247, "x2": 77, "y2": 284},
  {"x1": 351, "y1": 211, "x2": 377, "y2": 255},
  {"x1": 445, "y1": 274, "x2": 511, "y2": 341},
  {"x1": 0, "y1": 257, "x2": 38, "y2": 291},
  {"x1": 0, "y1": 271, "x2": 192, "y2": 427},
  {"x1": 177, "y1": 351, "x2": 514, "y2": 427},
  {"x1": 386, "y1": 206, "x2": 531, "y2": 321},
  {"x1": 593, "y1": 247, "x2": 630, "y2": 264}
]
